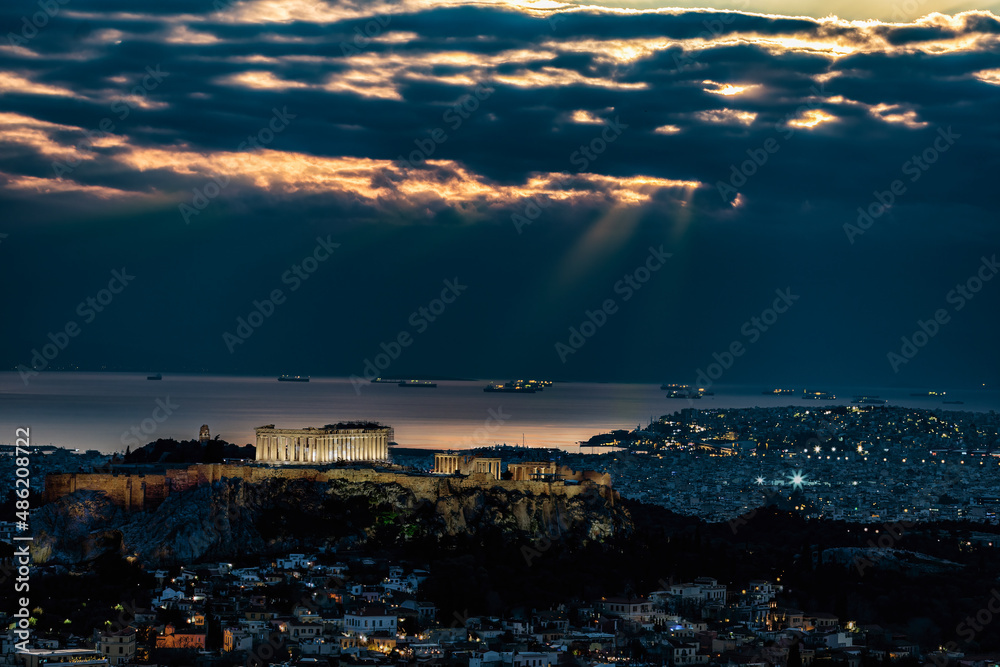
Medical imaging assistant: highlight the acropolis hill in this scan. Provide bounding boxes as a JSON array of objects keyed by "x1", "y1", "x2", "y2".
[
  {"x1": 43, "y1": 461, "x2": 615, "y2": 512},
  {"x1": 36, "y1": 460, "x2": 625, "y2": 565}
]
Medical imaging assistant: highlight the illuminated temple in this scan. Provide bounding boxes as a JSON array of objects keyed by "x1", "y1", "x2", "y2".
[{"x1": 255, "y1": 423, "x2": 392, "y2": 464}]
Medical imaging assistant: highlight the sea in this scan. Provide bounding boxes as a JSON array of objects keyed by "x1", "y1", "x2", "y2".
[{"x1": 0, "y1": 372, "x2": 996, "y2": 454}]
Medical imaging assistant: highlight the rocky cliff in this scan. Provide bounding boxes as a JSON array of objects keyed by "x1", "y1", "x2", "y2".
[{"x1": 31, "y1": 475, "x2": 631, "y2": 566}]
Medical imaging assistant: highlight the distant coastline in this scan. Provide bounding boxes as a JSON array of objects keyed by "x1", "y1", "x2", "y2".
[{"x1": 1, "y1": 373, "x2": 995, "y2": 455}]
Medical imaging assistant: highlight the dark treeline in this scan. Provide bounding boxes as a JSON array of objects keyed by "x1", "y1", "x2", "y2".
[{"x1": 121, "y1": 438, "x2": 255, "y2": 464}]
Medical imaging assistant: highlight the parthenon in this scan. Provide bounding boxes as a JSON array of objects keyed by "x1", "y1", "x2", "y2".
[{"x1": 255, "y1": 423, "x2": 392, "y2": 464}]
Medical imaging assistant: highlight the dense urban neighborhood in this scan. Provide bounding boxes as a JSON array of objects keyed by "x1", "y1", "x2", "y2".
[
  {"x1": 0, "y1": 550, "x2": 969, "y2": 667},
  {"x1": 4, "y1": 404, "x2": 1000, "y2": 667},
  {"x1": 566, "y1": 406, "x2": 1000, "y2": 523}
]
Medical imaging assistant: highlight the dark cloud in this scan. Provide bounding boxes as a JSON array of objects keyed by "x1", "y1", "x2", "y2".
[{"x1": 0, "y1": 0, "x2": 998, "y2": 385}]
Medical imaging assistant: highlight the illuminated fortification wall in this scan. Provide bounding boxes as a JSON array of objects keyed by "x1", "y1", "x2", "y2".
[{"x1": 44, "y1": 463, "x2": 615, "y2": 512}]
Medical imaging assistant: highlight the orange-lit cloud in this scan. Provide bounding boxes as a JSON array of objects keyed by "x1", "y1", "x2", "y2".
[
  {"x1": 703, "y1": 80, "x2": 761, "y2": 96},
  {"x1": 869, "y1": 103, "x2": 927, "y2": 128},
  {"x1": 787, "y1": 109, "x2": 837, "y2": 128},
  {"x1": 0, "y1": 110, "x2": 705, "y2": 212},
  {"x1": 695, "y1": 109, "x2": 758, "y2": 125}
]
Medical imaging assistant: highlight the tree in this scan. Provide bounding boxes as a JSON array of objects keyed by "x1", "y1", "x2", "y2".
[
  {"x1": 787, "y1": 641, "x2": 802, "y2": 667},
  {"x1": 204, "y1": 601, "x2": 223, "y2": 650}
]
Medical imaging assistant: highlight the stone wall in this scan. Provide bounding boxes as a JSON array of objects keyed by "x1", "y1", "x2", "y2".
[{"x1": 44, "y1": 463, "x2": 616, "y2": 512}]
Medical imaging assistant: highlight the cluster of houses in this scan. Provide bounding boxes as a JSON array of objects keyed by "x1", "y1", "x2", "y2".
[{"x1": 2, "y1": 554, "x2": 991, "y2": 667}]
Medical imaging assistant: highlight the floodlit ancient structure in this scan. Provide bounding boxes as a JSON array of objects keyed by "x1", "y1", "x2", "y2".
[
  {"x1": 507, "y1": 461, "x2": 558, "y2": 481},
  {"x1": 433, "y1": 454, "x2": 502, "y2": 478},
  {"x1": 254, "y1": 423, "x2": 393, "y2": 464},
  {"x1": 432, "y1": 453, "x2": 608, "y2": 484}
]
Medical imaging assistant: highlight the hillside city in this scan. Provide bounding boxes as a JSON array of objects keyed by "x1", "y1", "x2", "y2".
[
  {"x1": 561, "y1": 406, "x2": 1000, "y2": 524},
  {"x1": 0, "y1": 551, "x2": 955, "y2": 667},
  {"x1": 3, "y1": 404, "x2": 999, "y2": 667}
]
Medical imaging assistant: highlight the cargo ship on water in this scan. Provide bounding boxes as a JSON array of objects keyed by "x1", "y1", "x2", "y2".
[
  {"x1": 398, "y1": 380, "x2": 437, "y2": 388},
  {"x1": 277, "y1": 375, "x2": 310, "y2": 382},
  {"x1": 802, "y1": 389, "x2": 836, "y2": 400},
  {"x1": 662, "y1": 384, "x2": 710, "y2": 399},
  {"x1": 762, "y1": 388, "x2": 796, "y2": 395},
  {"x1": 483, "y1": 379, "x2": 551, "y2": 393},
  {"x1": 371, "y1": 377, "x2": 437, "y2": 387}
]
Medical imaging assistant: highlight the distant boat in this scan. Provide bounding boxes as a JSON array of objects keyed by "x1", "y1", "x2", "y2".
[
  {"x1": 852, "y1": 396, "x2": 887, "y2": 405},
  {"x1": 484, "y1": 381, "x2": 535, "y2": 393},
  {"x1": 483, "y1": 379, "x2": 551, "y2": 393},
  {"x1": 666, "y1": 387, "x2": 706, "y2": 399},
  {"x1": 147, "y1": 373, "x2": 162, "y2": 381},
  {"x1": 763, "y1": 388, "x2": 796, "y2": 395},
  {"x1": 802, "y1": 389, "x2": 836, "y2": 400},
  {"x1": 277, "y1": 375, "x2": 310, "y2": 382},
  {"x1": 911, "y1": 390, "x2": 946, "y2": 397},
  {"x1": 398, "y1": 380, "x2": 437, "y2": 388}
]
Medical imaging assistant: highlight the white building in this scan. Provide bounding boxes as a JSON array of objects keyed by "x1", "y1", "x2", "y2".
[
  {"x1": 504, "y1": 651, "x2": 558, "y2": 667},
  {"x1": 344, "y1": 606, "x2": 397, "y2": 637},
  {"x1": 600, "y1": 597, "x2": 653, "y2": 622},
  {"x1": 470, "y1": 651, "x2": 503, "y2": 667},
  {"x1": 223, "y1": 628, "x2": 254, "y2": 653}
]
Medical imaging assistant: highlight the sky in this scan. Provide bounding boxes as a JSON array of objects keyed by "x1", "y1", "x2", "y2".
[
  {"x1": 564, "y1": 0, "x2": 1000, "y2": 21},
  {"x1": 1, "y1": 0, "x2": 999, "y2": 388}
]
